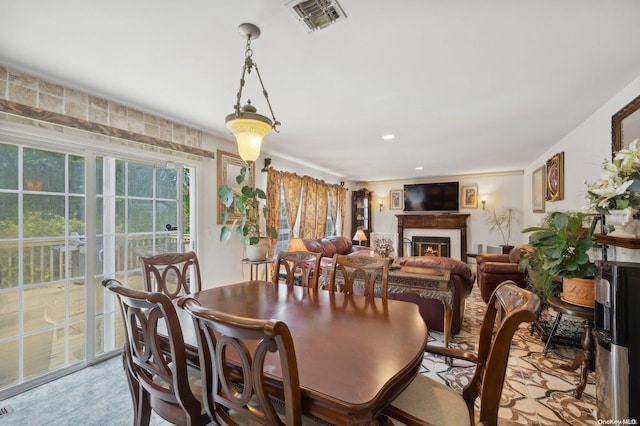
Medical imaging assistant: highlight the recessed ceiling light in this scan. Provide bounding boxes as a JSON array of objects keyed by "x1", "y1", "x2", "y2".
[
  {"x1": 382, "y1": 134, "x2": 395, "y2": 140},
  {"x1": 415, "y1": 166, "x2": 423, "y2": 170}
]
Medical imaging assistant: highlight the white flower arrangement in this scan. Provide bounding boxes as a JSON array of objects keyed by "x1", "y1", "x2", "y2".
[
  {"x1": 374, "y1": 237, "x2": 395, "y2": 258},
  {"x1": 587, "y1": 138, "x2": 640, "y2": 213}
]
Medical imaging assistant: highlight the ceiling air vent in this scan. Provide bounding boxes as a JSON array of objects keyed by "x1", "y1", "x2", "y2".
[{"x1": 286, "y1": 0, "x2": 347, "y2": 32}]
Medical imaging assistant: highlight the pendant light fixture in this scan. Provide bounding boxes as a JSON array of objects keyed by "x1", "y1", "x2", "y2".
[{"x1": 225, "y1": 23, "x2": 280, "y2": 163}]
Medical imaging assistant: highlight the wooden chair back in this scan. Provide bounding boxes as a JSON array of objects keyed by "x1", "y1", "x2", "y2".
[
  {"x1": 464, "y1": 281, "x2": 540, "y2": 424},
  {"x1": 383, "y1": 281, "x2": 540, "y2": 425},
  {"x1": 140, "y1": 251, "x2": 202, "y2": 298},
  {"x1": 102, "y1": 279, "x2": 206, "y2": 425},
  {"x1": 328, "y1": 254, "x2": 389, "y2": 298},
  {"x1": 178, "y1": 296, "x2": 304, "y2": 426},
  {"x1": 272, "y1": 251, "x2": 322, "y2": 289}
]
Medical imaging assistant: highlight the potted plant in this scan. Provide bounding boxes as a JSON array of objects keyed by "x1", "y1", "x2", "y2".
[
  {"x1": 486, "y1": 207, "x2": 519, "y2": 254},
  {"x1": 517, "y1": 213, "x2": 558, "y2": 305},
  {"x1": 520, "y1": 211, "x2": 596, "y2": 307},
  {"x1": 218, "y1": 166, "x2": 278, "y2": 260}
]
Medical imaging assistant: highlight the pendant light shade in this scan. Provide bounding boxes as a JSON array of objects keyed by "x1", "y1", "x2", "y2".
[{"x1": 225, "y1": 102, "x2": 273, "y2": 163}]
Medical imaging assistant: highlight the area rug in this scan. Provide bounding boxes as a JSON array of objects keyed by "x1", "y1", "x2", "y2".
[{"x1": 421, "y1": 286, "x2": 598, "y2": 425}]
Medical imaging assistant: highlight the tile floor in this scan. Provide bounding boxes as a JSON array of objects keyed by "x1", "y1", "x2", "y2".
[
  {"x1": 0, "y1": 286, "x2": 598, "y2": 425},
  {"x1": 423, "y1": 287, "x2": 598, "y2": 425}
]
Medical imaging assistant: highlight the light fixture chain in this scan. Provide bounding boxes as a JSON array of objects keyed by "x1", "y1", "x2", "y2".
[
  {"x1": 233, "y1": 62, "x2": 249, "y2": 117},
  {"x1": 253, "y1": 63, "x2": 280, "y2": 132}
]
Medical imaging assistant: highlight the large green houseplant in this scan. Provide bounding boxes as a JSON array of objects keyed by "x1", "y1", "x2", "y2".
[
  {"x1": 520, "y1": 211, "x2": 596, "y2": 307},
  {"x1": 218, "y1": 166, "x2": 277, "y2": 260}
]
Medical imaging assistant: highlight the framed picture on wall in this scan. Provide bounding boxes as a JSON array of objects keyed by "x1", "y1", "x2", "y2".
[
  {"x1": 546, "y1": 152, "x2": 564, "y2": 201},
  {"x1": 217, "y1": 150, "x2": 254, "y2": 224},
  {"x1": 389, "y1": 189, "x2": 403, "y2": 210},
  {"x1": 532, "y1": 165, "x2": 546, "y2": 212},
  {"x1": 461, "y1": 185, "x2": 478, "y2": 208}
]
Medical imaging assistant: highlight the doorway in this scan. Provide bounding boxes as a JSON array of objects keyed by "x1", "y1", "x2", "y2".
[{"x1": 0, "y1": 140, "x2": 194, "y2": 398}]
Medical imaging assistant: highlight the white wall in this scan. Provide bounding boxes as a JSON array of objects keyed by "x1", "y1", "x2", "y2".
[
  {"x1": 362, "y1": 171, "x2": 524, "y2": 258},
  {"x1": 521, "y1": 75, "x2": 640, "y2": 230}
]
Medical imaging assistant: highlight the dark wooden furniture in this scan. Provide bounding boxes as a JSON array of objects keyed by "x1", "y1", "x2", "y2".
[
  {"x1": 176, "y1": 281, "x2": 428, "y2": 425},
  {"x1": 179, "y1": 298, "x2": 324, "y2": 425},
  {"x1": 544, "y1": 296, "x2": 595, "y2": 399},
  {"x1": 102, "y1": 279, "x2": 208, "y2": 426},
  {"x1": 352, "y1": 188, "x2": 372, "y2": 244},
  {"x1": 328, "y1": 254, "x2": 390, "y2": 298},
  {"x1": 272, "y1": 251, "x2": 322, "y2": 289},
  {"x1": 396, "y1": 213, "x2": 470, "y2": 258},
  {"x1": 320, "y1": 265, "x2": 454, "y2": 347},
  {"x1": 382, "y1": 281, "x2": 541, "y2": 426},
  {"x1": 140, "y1": 251, "x2": 202, "y2": 298}
]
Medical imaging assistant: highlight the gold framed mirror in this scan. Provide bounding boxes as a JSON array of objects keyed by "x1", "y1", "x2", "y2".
[
  {"x1": 612, "y1": 93, "x2": 640, "y2": 155},
  {"x1": 217, "y1": 149, "x2": 255, "y2": 224}
]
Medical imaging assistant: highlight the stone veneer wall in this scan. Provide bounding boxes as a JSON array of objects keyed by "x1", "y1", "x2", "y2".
[{"x1": 0, "y1": 65, "x2": 213, "y2": 158}]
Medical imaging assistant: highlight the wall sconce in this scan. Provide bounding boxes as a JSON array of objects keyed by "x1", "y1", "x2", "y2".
[
  {"x1": 225, "y1": 23, "x2": 280, "y2": 163},
  {"x1": 481, "y1": 194, "x2": 487, "y2": 210},
  {"x1": 379, "y1": 199, "x2": 383, "y2": 211}
]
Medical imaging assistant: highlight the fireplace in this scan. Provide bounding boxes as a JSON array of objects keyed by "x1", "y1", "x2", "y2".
[
  {"x1": 396, "y1": 214, "x2": 470, "y2": 259},
  {"x1": 412, "y1": 236, "x2": 451, "y2": 257}
]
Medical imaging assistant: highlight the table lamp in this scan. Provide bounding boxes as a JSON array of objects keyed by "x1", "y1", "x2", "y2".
[{"x1": 353, "y1": 229, "x2": 367, "y2": 246}]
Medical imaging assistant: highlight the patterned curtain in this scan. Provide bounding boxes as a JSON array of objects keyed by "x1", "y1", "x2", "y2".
[
  {"x1": 338, "y1": 186, "x2": 348, "y2": 236},
  {"x1": 315, "y1": 184, "x2": 328, "y2": 237},
  {"x1": 282, "y1": 171, "x2": 303, "y2": 236},
  {"x1": 328, "y1": 184, "x2": 339, "y2": 234},
  {"x1": 300, "y1": 176, "x2": 318, "y2": 238},
  {"x1": 266, "y1": 168, "x2": 282, "y2": 241}
]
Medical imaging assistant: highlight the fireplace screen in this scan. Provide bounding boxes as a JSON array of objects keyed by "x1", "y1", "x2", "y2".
[{"x1": 412, "y1": 236, "x2": 450, "y2": 257}]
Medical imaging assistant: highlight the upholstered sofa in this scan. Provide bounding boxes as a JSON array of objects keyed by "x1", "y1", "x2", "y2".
[
  {"x1": 393, "y1": 256, "x2": 476, "y2": 334},
  {"x1": 287, "y1": 236, "x2": 371, "y2": 268},
  {"x1": 476, "y1": 245, "x2": 531, "y2": 302}
]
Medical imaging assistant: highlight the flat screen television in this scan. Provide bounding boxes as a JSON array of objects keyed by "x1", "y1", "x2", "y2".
[{"x1": 403, "y1": 182, "x2": 459, "y2": 212}]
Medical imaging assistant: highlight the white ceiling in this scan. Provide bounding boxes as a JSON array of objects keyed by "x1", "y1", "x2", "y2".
[{"x1": 2, "y1": 1, "x2": 640, "y2": 182}]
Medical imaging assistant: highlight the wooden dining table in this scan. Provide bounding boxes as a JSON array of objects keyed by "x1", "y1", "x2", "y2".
[{"x1": 175, "y1": 280, "x2": 428, "y2": 426}]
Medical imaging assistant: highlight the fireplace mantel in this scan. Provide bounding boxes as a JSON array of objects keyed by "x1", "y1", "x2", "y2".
[{"x1": 396, "y1": 214, "x2": 470, "y2": 258}]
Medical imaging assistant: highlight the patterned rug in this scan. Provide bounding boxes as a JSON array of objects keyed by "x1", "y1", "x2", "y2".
[{"x1": 421, "y1": 286, "x2": 598, "y2": 425}]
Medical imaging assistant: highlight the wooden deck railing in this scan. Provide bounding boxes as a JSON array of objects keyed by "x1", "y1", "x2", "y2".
[{"x1": 0, "y1": 234, "x2": 185, "y2": 288}]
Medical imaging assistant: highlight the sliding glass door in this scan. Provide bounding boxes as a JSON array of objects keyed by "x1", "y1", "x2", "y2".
[
  {"x1": 94, "y1": 156, "x2": 184, "y2": 357},
  {"x1": 0, "y1": 140, "x2": 191, "y2": 396},
  {"x1": 0, "y1": 143, "x2": 87, "y2": 389}
]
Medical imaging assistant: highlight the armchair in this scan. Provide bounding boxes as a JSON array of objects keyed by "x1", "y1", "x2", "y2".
[{"x1": 476, "y1": 245, "x2": 531, "y2": 302}]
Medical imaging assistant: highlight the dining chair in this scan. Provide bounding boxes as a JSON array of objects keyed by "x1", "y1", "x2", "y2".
[
  {"x1": 382, "y1": 280, "x2": 541, "y2": 426},
  {"x1": 140, "y1": 251, "x2": 202, "y2": 298},
  {"x1": 177, "y1": 297, "x2": 324, "y2": 426},
  {"x1": 328, "y1": 254, "x2": 390, "y2": 298},
  {"x1": 272, "y1": 251, "x2": 322, "y2": 288},
  {"x1": 102, "y1": 279, "x2": 209, "y2": 426}
]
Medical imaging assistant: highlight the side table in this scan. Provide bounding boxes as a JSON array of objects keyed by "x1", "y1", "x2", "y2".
[
  {"x1": 544, "y1": 296, "x2": 594, "y2": 399},
  {"x1": 241, "y1": 257, "x2": 275, "y2": 281}
]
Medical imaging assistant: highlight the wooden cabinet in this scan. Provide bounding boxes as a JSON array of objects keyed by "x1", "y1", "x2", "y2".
[{"x1": 352, "y1": 188, "x2": 372, "y2": 245}]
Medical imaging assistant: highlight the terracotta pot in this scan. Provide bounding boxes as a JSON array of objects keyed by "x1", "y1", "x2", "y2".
[{"x1": 562, "y1": 277, "x2": 595, "y2": 308}]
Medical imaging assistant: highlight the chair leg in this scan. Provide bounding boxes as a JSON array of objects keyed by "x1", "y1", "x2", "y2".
[
  {"x1": 122, "y1": 352, "x2": 141, "y2": 419},
  {"x1": 134, "y1": 385, "x2": 152, "y2": 426}
]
